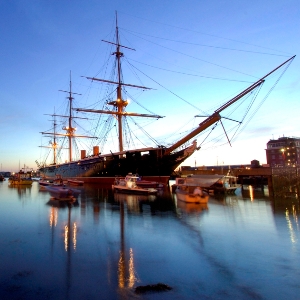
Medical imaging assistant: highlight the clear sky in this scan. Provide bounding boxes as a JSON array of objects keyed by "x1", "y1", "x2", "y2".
[{"x1": 0, "y1": 0, "x2": 299, "y2": 172}]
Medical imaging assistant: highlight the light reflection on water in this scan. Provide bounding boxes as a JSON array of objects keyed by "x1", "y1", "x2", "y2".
[{"x1": 0, "y1": 180, "x2": 299, "y2": 299}]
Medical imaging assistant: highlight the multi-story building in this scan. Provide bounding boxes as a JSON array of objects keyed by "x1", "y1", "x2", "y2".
[{"x1": 266, "y1": 136, "x2": 300, "y2": 167}]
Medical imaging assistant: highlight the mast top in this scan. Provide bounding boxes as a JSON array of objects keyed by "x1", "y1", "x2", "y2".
[{"x1": 77, "y1": 13, "x2": 162, "y2": 153}]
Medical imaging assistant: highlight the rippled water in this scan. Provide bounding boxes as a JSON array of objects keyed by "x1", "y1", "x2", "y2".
[{"x1": 0, "y1": 180, "x2": 299, "y2": 299}]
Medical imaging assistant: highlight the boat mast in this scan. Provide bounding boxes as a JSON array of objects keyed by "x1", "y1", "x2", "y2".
[
  {"x1": 75, "y1": 12, "x2": 163, "y2": 152},
  {"x1": 67, "y1": 73, "x2": 75, "y2": 161},
  {"x1": 52, "y1": 112, "x2": 57, "y2": 164},
  {"x1": 41, "y1": 72, "x2": 97, "y2": 164},
  {"x1": 59, "y1": 71, "x2": 83, "y2": 162},
  {"x1": 39, "y1": 111, "x2": 58, "y2": 165},
  {"x1": 115, "y1": 13, "x2": 125, "y2": 152}
]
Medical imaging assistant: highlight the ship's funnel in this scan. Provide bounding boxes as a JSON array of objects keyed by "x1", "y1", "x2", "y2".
[
  {"x1": 81, "y1": 150, "x2": 86, "y2": 159},
  {"x1": 93, "y1": 146, "x2": 99, "y2": 156}
]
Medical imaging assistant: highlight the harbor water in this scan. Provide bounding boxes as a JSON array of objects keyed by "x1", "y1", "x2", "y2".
[{"x1": 0, "y1": 180, "x2": 299, "y2": 299}]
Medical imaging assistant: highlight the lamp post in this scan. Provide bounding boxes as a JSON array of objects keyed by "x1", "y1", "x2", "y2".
[{"x1": 281, "y1": 148, "x2": 286, "y2": 166}]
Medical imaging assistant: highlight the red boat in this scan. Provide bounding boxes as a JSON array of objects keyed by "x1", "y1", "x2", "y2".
[{"x1": 67, "y1": 179, "x2": 84, "y2": 186}]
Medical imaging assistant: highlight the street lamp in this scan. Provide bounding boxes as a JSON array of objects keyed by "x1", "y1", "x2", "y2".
[{"x1": 281, "y1": 148, "x2": 286, "y2": 166}]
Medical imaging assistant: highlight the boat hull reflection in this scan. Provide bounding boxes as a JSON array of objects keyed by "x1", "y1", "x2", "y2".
[
  {"x1": 176, "y1": 199, "x2": 208, "y2": 213},
  {"x1": 114, "y1": 192, "x2": 157, "y2": 213}
]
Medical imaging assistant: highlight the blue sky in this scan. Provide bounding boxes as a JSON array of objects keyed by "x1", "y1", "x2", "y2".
[{"x1": 0, "y1": 0, "x2": 299, "y2": 172}]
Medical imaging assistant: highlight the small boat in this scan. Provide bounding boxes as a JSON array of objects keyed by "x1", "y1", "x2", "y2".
[
  {"x1": 8, "y1": 171, "x2": 33, "y2": 185},
  {"x1": 39, "y1": 175, "x2": 64, "y2": 189},
  {"x1": 45, "y1": 185, "x2": 81, "y2": 200},
  {"x1": 209, "y1": 175, "x2": 241, "y2": 194},
  {"x1": 172, "y1": 174, "x2": 224, "y2": 193},
  {"x1": 175, "y1": 185, "x2": 209, "y2": 204},
  {"x1": 0, "y1": 174, "x2": 5, "y2": 181},
  {"x1": 39, "y1": 178, "x2": 54, "y2": 188},
  {"x1": 136, "y1": 177, "x2": 164, "y2": 189},
  {"x1": 119, "y1": 173, "x2": 164, "y2": 189},
  {"x1": 174, "y1": 174, "x2": 223, "y2": 188},
  {"x1": 112, "y1": 175, "x2": 157, "y2": 195},
  {"x1": 67, "y1": 179, "x2": 84, "y2": 186}
]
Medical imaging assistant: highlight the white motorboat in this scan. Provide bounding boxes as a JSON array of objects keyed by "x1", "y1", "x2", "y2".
[{"x1": 112, "y1": 174, "x2": 157, "y2": 195}]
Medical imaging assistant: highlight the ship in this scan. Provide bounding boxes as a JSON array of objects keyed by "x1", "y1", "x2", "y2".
[{"x1": 37, "y1": 15, "x2": 295, "y2": 184}]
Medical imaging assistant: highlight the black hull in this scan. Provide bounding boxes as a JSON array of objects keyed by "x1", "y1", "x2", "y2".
[{"x1": 39, "y1": 144, "x2": 197, "y2": 182}]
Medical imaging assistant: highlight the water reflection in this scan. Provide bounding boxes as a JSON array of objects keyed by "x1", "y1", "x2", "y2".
[
  {"x1": 64, "y1": 209, "x2": 77, "y2": 252},
  {"x1": 241, "y1": 185, "x2": 270, "y2": 199},
  {"x1": 8, "y1": 184, "x2": 32, "y2": 199},
  {"x1": 212, "y1": 194, "x2": 240, "y2": 206},
  {"x1": 46, "y1": 200, "x2": 78, "y2": 251},
  {"x1": 112, "y1": 192, "x2": 175, "y2": 289},
  {"x1": 286, "y1": 208, "x2": 297, "y2": 244},
  {"x1": 175, "y1": 196, "x2": 208, "y2": 214},
  {"x1": 1, "y1": 181, "x2": 300, "y2": 299},
  {"x1": 49, "y1": 206, "x2": 58, "y2": 227},
  {"x1": 113, "y1": 193, "x2": 139, "y2": 289},
  {"x1": 46, "y1": 199, "x2": 79, "y2": 298},
  {"x1": 113, "y1": 190, "x2": 175, "y2": 214},
  {"x1": 114, "y1": 192, "x2": 156, "y2": 213}
]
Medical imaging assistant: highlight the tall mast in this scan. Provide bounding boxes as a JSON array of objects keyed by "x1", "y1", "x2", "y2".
[
  {"x1": 76, "y1": 12, "x2": 163, "y2": 153},
  {"x1": 115, "y1": 13, "x2": 125, "y2": 152},
  {"x1": 53, "y1": 111, "x2": 57, "y2": 164},
  {"x1": 41, "y1": 72, "x2": 97, "y2": 164},
  {"x1": 39, "y1": 110, "x2": 58, "y2": 165},
  {"x1": 60, "y1": 71, "x2": 82, "y2": 162},
  {"x1": 68, "y1": 73, "x2": 74, "y2": 161}
]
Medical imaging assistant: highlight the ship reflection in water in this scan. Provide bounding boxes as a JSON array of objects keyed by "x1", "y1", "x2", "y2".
[{"x1": 0, "y1": 180, "x2": 300, "y2": 299}]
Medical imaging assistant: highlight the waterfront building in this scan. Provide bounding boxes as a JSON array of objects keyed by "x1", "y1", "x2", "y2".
[
  {"x1": 265, "y1": 136, "x2": 300, "y2": 167},
  {"x1": 0, "y1": 172, "x2": 11, "y2": 177}
]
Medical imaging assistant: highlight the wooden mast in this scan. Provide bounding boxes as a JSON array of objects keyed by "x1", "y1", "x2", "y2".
[
  {"x1": 52, "y1": 112, "x2": 57, "y2": 164},
  {"x1": 41, "y1": 72, "x2": 97, "y2": 163},
  {"x1": 39, "y1": 111, "x2": 58, "y2": 165},
  {"x1": 115, "y1": 13, "x2": 124, "y2": 152},
  {"x1": 67, "y1": 73, "x2": 75, "y2": 161},
  {"x1": 75, "y1": 12, "x2": 163, "y2": 152},
  {"x1": 60, "y1": 71, "x2": 82, "y2": 162}
]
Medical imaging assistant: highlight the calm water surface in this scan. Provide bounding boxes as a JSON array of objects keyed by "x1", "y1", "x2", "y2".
[{"x1": 0, "y1": 180, "x2": 299, "y2": 300}]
